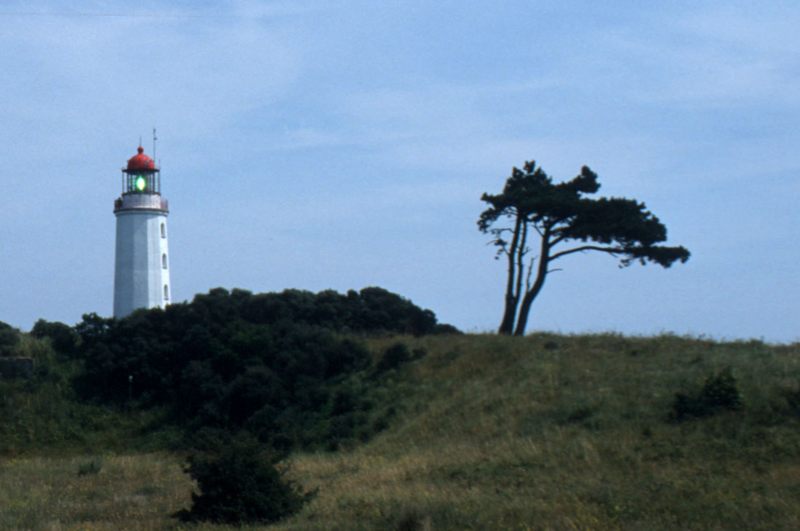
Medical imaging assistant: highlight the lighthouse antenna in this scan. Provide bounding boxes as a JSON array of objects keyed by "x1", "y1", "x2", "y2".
[{"x1": 152, "y1": 127, "x2": 158, "y2": 165}]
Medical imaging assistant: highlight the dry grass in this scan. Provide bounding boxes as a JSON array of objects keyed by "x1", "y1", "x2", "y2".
[
  {"x1": 3, "y1": 334, "x2": 800, "y2": 530},
  {"x1": 0, "y1": 453, "x2": 190, "y2": 530}
]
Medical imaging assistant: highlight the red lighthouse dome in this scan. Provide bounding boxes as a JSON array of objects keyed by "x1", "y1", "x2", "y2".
[{"x1": 127, "y1": 146, "x2": 155, "y2": 171}]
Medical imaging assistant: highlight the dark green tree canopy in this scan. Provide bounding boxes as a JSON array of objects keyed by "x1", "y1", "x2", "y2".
[
  {"x1": 72, "y1": 286, "x2": 455, "y2": 451},
  {"x1": 0, "y1": 321, "x2": 20, "y2": 356},
  {"x1": 479, "y1": 160, "x2": 690, "y2": 335}
]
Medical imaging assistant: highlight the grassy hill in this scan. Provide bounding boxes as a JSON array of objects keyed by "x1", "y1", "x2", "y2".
[{"x1": 2, "y1": 333, "x2": 800, "y2": 529}]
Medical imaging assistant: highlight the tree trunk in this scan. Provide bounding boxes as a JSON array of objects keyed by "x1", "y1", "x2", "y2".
[
  {"x1": 497, "y1": 214, "x2": 524, "y2": 335},
  {"x1": 513, "y1": 281, "x2": 543, "y2": 336},
  {"x1": 513, "y1": 227, "x2": 551, "y2": 336},
  {"x1": 498, "y1": 302, "x2": 517, "y2": 335}
]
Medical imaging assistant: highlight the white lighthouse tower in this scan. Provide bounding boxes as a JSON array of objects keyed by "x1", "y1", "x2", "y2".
[{"x1": 113, "y1": 145, "x2": 171, "y2": 318}]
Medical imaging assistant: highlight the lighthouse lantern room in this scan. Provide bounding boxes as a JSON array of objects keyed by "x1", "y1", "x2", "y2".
[{"x1": 113, "y1": 146, "x2": 171, "y2": 318}]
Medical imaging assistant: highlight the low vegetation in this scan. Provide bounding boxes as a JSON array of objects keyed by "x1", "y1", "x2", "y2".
[
  {"x1": 178, "y1": 432, "x2": 313, "y2": 525},
  {"x1": 1, "y1": 298, "x2": 800, "y2": 528},
  {"x1": 669, "y1": 367, "x2": 743, "y2": 421},
  {"x1": 271, "y1": 334, "x2": 800, "y2": 530}
]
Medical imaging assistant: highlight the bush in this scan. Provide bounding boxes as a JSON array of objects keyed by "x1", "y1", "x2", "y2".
[
  {"x1": 670, "y1": 368, "x2": 742, "y2": 421},
  {"x1": 77, "y1": 458, "x2": 103, "y2": 476},
  {"x1": 0, "y1": 321, "x2": 20, "y2": 356},
  {"x1": 432, "y1": 323, "x2": 462, "y2": 335},
  {"x1": 31, "y1": 320, "x2": 79, "y2": 358},
  {"x1": 178, "y1": 433, "x2": 312, "y2": 524}
]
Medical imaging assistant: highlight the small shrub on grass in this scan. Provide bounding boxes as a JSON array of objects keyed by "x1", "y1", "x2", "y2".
[
  {"x1": 543, "y1": 340, "x2": 560, "y2": 351},
  {"x1": 77, "y1": 457, "x2": 103, "y2": 476},
  {"x1": 432, "y1": 323, "x2": 460, "y2": 335},
  {"x1": 177, "y1": 433, "x2": 312, "y2": 525},
  {"x1": 670, "y1": 368, "x2": 742, "y2": 422}
]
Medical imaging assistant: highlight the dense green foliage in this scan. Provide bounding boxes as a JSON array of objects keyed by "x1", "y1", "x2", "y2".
[
  {"x1": 0, "y1": 287, "x2": 452, "y2": 456},
  {"x1": 178, "y1": 433, "x2": 311, "y2": 524},
  {"x1": 0, "y1": 320, "x2": 21, "y2": 356},
  {"x1": 0, "y1": 331, "x2": 176, "y2": 455},
  {"x1": 478, "y1": 160, "x2": 690, "y2": 335},
  {"x1": 67, "y1": 287, "x2": 451, "y2": 451},
  {"x1": 31, "y1": 319, "x2": 79, "y2": 358}
]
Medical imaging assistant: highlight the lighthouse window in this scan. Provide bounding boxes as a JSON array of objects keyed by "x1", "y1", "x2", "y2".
[
  {"x1": 162, "y1": 254, "x2": 168, "y2": 269},
  {"x1": 164, "y1": 285, "x2": 169, "y2": 301},
  {"x1": 160, "y1": 223, "x2": 166, "y2": 238}
]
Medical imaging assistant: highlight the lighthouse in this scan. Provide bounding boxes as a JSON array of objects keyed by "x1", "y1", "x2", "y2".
[{"x1": 113, "y1": 145, "x2": 171, "y2": 318}]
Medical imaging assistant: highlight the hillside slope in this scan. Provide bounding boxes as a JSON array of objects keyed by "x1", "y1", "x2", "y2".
[
  {"x1": 2, "y1": 333, "x2": 800, "y2": 530},
  {"x1": 278, "y1": 333, "x2": 800, "y2": 530}
]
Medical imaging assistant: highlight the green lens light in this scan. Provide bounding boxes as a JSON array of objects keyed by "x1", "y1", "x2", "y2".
[{"x1": 135, "y1": 176, "x2": 146, "y2": 191}]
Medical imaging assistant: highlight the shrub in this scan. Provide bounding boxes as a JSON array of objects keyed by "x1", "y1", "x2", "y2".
[
  {"x1": 432, "y1": 323, "x2": 462, "y2": 335},
  {"x1": 77, "y1": 458, "x2": 103, "y2": 476},
  {"x1": 31, "y1": 320, "x2": 79, "y2": 358},
  {"x1": 670, "y1": 368, "x2": 742, "y2": 422},
  {"x1": 178, "y1": 433, "x2": 311, "y2": 524}
]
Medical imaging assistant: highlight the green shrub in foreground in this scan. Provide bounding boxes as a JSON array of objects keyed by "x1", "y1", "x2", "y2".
[{"x1": 177, "y1": 433, "x2": 312, "y2": 525}]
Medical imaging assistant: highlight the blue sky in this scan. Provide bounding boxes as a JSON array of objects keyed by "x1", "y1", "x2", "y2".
[{"x1": 1, "y1": 1, "x2": 798, "y2": 342}]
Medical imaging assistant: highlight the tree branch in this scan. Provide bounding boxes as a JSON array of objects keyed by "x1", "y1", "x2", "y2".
[
  {"x1": 548, "y1": 233, "x2": 569, "y2": 248},
  {"x1": 512, "y1": 224, "x2": 553, "y2": 336},
  {"x1": 525, "y1": 256, "x2": 536, "y2": 291},
  {"x1": 549, "y1": 245, "x2": 623, "y2": 262},
  {"x1": 514, "y1": 222, "x2": 528, "y2": 300}
]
